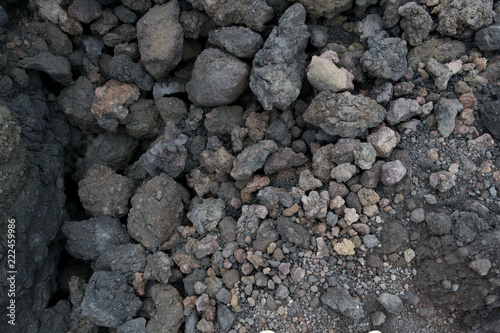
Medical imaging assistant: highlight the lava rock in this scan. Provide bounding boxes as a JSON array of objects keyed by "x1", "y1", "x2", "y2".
[
  {"x1": 362, "y1": 32, "x2": 408, "y2": 81},
  {"x1": 137, "y1": 1, "x2": 183, "y2": 79},
  {"x1": 0, "y1": 5, "x2": 8, "y2": 27},
  {"x1": 307, "y1": 52, "x2": 354, "y2": 92},
  {"x1": 250, "y1": 3, "x2": 310, "y2": 110},
  {"x1": 78, "y1": 164, "x2": 134, "y2": 218},
  {"x1": 18, "y1": 51, "x2": 72, "y2": 85},
  {"x1": 386, "y1": 98, "x2": 422, "y2": 126},
  {"x1": 304, "y1": 91, "x2": 386, "y2": 138},
  {"x1": 407, "y1": 38, "x2": 466, "y2": 70},
  {"x1": 475, "y1": 23, "x2": 500, "y2": 51},
  {"x1": 128, "y1": 122, "x2": 188, "y2": 179},
  {"x1": 376, "y1": 220, "x2": 408, "y2": 254},
  {"x1": 302, "y1": 190, "x2": 330, "y2": 220},
  {"x1": 108, "y1": 54, "x2": 154, "y2": 91},
  {"x1": 117, "y1": 318, "x2": 147, "y2": 333},
  {"x1": 437, "y1": 0, "x2": 494, "y2": 36},
  {"x1": 208, "y1": 26, "x2": 264, "y2": 58},
  {"x1": 367, "y1": 127, "x2": 400, "y2": 158},
  {"x1": 231, "y1": 140, "x2": 278, "y2": 181},
  {"x1": 94, "y1": 244, "x2": 147, "y2": 273},
  {"x1": 435, "y1": 98, "x2": 463, "y2": 138},
  {"x1": 331, "y1": 163, "x2": 357, "y2": 182},
  {"x1": 57, "y1": 76, "x2": 99, "y2": 133},
  {"x1": 81, "y1": 271, "x2": 142, "y2": 328},
  {"x1": 68, "y1": 0, "x2": 102, "y2": 24},
  {"x1": 187, "y1": 199, "x2": 226, "y2": 236},
  {"x1": 90, "y1": 79, "x2": 140, "y2": 132},
  {"x1": 218, "y1": 304, "x2": 236, "y2": 331},
  {"x1": 236, "y1": 205, "x2": 268, "y2": 246},
  {"x1": 276, "y1": 216, "x2": 310, "y2": 249},
  {"x1": 147, "y1": 284, "x2": 183, "y2": 333},
  {"x1": 127, "y1": 174, "x2": 189, "y2": 250},
  {"x1": 186, "y1": 0, "x2": 273, "y2": 32},
  {"x1": 378, "y1": 293, "x2": 403, "y2": 314},
  {"x1": 398, "y1": 2, "x2": 432, "y2": 46},
  {"x1": 126, "y1": 99, "x2": 159, "y2": 139},
  {"x1": 187, "y1": 48, "x2": 250, "y2": 107},
  {"x1": 321, "y1": 286, "x2": 365, "y2": 320},
  {"x1": 296, "y1": 0, "x2": 353, "y2": 19},
  {"x1": 264, "y1": 147, "x2": 308, "y2": 175},
  {"x1": 353, "y1": 142, "x2": 377, "y2": 170},
  {"x1": 61, "y1": 216, "x2": 130, "y2": 261},
  {"x1": 265, "y1": 120, "x2": 292, "y2": 147}
]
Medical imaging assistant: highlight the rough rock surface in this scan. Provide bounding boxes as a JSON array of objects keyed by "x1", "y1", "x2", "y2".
[
  {"x1": 230, "y1": 140, "x2": 278, "y2": 181},
  {"x1": 475, "y1": 24, "x2": 500, "y2": 51},
  {"x1": 61, "y1": 216, "x2": 130, "y2": 261},
  {"x1": 437, "y1": 0, "x2": 495, "y2": 36},
  {"x1": 250, "y1": 4, "x2": 310, "y2": 110},
  {"x1": 187, "y1": 48, "x2": 250, "y2": 107},
  {"x1": 276, "y1": 216, "x2": 310, "y2": 249},
  {"x1": 18, "y1": 51, "x2": 72, "y2": 85},
  {"x1": 137, "y1": 1, "x2": 183, "y2": 80},
  {"x1": 90, "y1": 79, "x2": 140, "y2": 132},
  {"x1": 127, "y1": 174, "x2": 189, "y2": 249},
  {"x1": 303, "y1": 91, "x2": 386, "y2": 138},
  {"x1": 81, "y1": 271, "x2": 142, "y2": 328},
  {"x1": 187, "y1": 0, "x2": 273, "y2": 32},
  {"x1": 58, "y1": 76, "x2": 99, "y2": 132},
  {"x1": 398, "y1": 2, "x2": 432, "y2": 46},
  {"x1": 146, "y1": 284, "x2": 183, "y2": 333},
  {"x1": 321, "y1": 287, "x2": 365, "y2": 320},
  {"x1": 362, "y1": 32, "x2": 408, "y2": 81},
  {"x1": 208, "y1": 26, "x2": 263, "y2": 59},
  {"x1": 307, "y1": 52, "x2": 355, "y2": 93}
]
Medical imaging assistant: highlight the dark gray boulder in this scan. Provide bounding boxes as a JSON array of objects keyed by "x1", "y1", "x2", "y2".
[
  {"x1": 321, "y1": 286, "x2": 365, "y2": 320},
  {"x1": 18, "y1": 52, "x2": 72, "y2": 85},
  {"x1": 208, "y1": 26, "x2": 263, "y2": 58},
  {"x1": 276, "y1": 216, "x2": 310, "y2": 249}
]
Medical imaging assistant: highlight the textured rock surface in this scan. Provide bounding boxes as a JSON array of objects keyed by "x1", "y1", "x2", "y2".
[
  {"x1": 321, "y1": 286, "x2": 365, "y2": 320},
  {"x1": 81, "y1": 271, "x2": 142, "y2": 328},
  {"x1": 250, "y1": 4, "x2": 310, "y2": 110},
  {"x1": 475, "y1": 24, "x2": 500, "y2": 51},
  {"x1": 90, "y1": 79, "x2": 140, "y2": 132},
  {"x1": 127, "y1": 174, "x2": 189, "y2": 249},
  {"x1": 297, "y1": 0, "x2": 353, "y2": 19},
  {"x1": 61, "y1": 216, "x2": 130, "y2": 261},
  {"x1": 398, "y1": 2, "x2": 432, "y2": 46},
  {"x1": 187, "y1": 0, "x2": 273, "y2": 32},
  {"x1": 362, "y1": 32, "x2": 408, "y2": 81},
  {"x1": 303, "y1": 91, "x2": 386, "y2": 138},
  {"x1": 307, "y1": 53, "x2": 354, "y2": 93},
  {"x1": 437, "y1": 0, "x2": 495, "y2": 36},
  {"x1": 231, "y1": 140, "x2": 278, "y2": 181},
  {"x1": 137, "y1": 1, "x2": 183, "y2": 79},
  {"x1": 187, "y1": 48, "x2": 250, "y2": 107},
  {"x1": 208, "y1": 26, "x2": 263, "y2": 59},
  {"x1": 18, "y1": 51, "x2": 72, "y2": 85}
]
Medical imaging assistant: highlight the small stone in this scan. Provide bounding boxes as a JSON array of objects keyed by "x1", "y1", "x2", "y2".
[
  {"x1": 371, "y1": 311, "x2": 386, "y2": 326},
  {"x1": 429, "y1": 171, "x2": 456, "y2": 192},
  {"x1": 378, "y1": 293, "x2": 403, "y2": 314},
  {"x1": 307, "y1": 52, "x2": 354, "y2": 92},
  {"x1": 367, "y1": 127, "x2": 401, "y2": 158},
  {"x1": 410, "y1": 208, "x2": 425, "y2": 223},
  {"x1": 362, "y1": 234, "x2": 380, "y2": 249},
  {"x1": 343, "y1": 208, "x2": 359, "y2": 225},
  {"x1": 299, "y1": 169, "x2": 323, "y2": 191},
  {"x1": 334, "y1": 239, "x2": 355, "y2": 256},
  {"x1": 380, "y1": 160, "x2": 406, "y2": 186},
  {"x1": 469, "y1": 259, "x2": 491, "y2": 276},
  {"x1": 353, "y1": 143, "x2": 377, "y2": 170},
  {"x1": 331, "y1": 163, "x2": 357, "y2": 182}
]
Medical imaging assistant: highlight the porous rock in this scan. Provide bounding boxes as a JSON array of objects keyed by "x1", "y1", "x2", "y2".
[
  {"x1": 303, "y1": 91, "x2": 386, "y2": 138},
  {"x1": 362, "y1": 32, "x2": 408, "y2": 81},
  {"x1": 250, "y1": 4, "x2": 310, "y2": 110}
]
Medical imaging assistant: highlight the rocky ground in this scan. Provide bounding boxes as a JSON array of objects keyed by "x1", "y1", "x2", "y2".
[{"x1": 0, "y1": 0, "x2": 499, "y2": 332}]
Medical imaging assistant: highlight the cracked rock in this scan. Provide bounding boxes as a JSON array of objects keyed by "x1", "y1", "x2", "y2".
[
  {"x1": 302, "y1": 190, "x2": 329, "y2": 220},
  {"x1": 398, "y1": 2, "x2": 432, "y2": 46}
]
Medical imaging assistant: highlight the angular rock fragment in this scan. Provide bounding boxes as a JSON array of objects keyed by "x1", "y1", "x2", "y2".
[
  {"x1": 208, "y1": 26, "x2": 263, "y2": 58},
  {"x1": 307, "y1": 52, "x2": 354, "y2": 93},
  {"x1": 434, "y1": 98, "x2": 462, "y2": 138},
  {"x1": 353, "y1": 143, "x2": 377, "y2": 170},
  {"x1": 367, "y1": 127, "x2": 400, "y2": 158},
  {"x1": 250, "y1": 4, "x2": 309, "y2": 110},
  {"x1": 302, "y1": 191, "x2": 329, "y2": 220},
  {"x1": 299, "y1": 169, "x2": 323, "y2": 192},
  {"x1": 276, "y1": 216, "x2": 310, "y2": 249},
  {"x1": 68, "y1": 0, "x2": 102, "y2": 24},
  {"x1": 91, "y1": 79, "x2": 140, "y2": 132},
  {"x1": 81, "y1": 271, "x2": 142, "y2": 328},
  {"x1": 204, "y1": 106, "x2": 243, "y2": 135},
  {"x1": 18, "y1": 51, "x2": 72, "y2": 85},
  {"x1": 137, "y1": 1, "x2": 183, "y2": 79},
  {"x1": 94, "y1": 244, "x2": 147, "y2": 273},
  {"x1": 321, "y1": 287, "x2": 364, "y2": 320},
  {"x1": 426, "y1": 212, "x2": 452, "y2": 235},
  {"x1": 426, "y1": 58, "x2": 461, "y2": 91},
  {"x1": 386, "y1": 98, "x2": 422, "y2": 126},
  {"x1": 108, "y1": 54, "x2": 154, "y2": 91},
  {"x1": 125, "y1": 99, "x2": 159, "y2": 139},
  {"x1": 58, "y1": 76, "x2": 99, "y2": 133},
  {"x1": 187, "y1": 199, "x2": 226, "y2": 236},
  {"x1": 378, "y1": 293, "x2": 403, "y2": 314},
  {"x1": 144, "y1": 251, "x2": 174, "y2": 284},
  {"x1": 398, "y1": 2, "x2": 432, "y2": 46},
  {"x1": 297, "y1": 0, "x2": 353, "y2": 19},
  {"x1": 128, "y1": 122, "x2": 187, "y2": 179},
  {"x1": 127, "y1": 174, "x2": 189, "y2": 250},
  {"x1": 475, "y1": 24, "x2": 500, "y2": 51},
  {"x1": 429, "y1": 171, "x2": 456, "y2": 192},
  {"x1": 147, "y1": 284, "x2": 183, "y2": 333},
  {"x1": 187, "y1": 48, "x2": 250, "y2": 107},
  {"x1": 362, "y1": 32, "x2": 408, "y2": 81},
  {"x1": 187, "y1": 0, "x2": 273, "y2": 32},
  {"x1": 28, "y1": 0, "x2": 83, "y2": 35},
  {"x1": 61, "y1": 216, "x2": 130, "y2": 261},
  {"x1": 407, "y1": 38, "x2": 466, "y2": 70},
  {"x1": 236, "y1": 205, "x2": 268, "y2": 246},
  {"x1": 231, "y1": 140, "x2": 278, "y2": 181},
  {"x1": 304, "y1": 91, "x2": 386, "y2": 138},
  {"x1": 264, "y1": 148, "x2": 308, "y2": 175},
  {"x1": 78, "y1": 164, "x2": 134, "y2": 218},
  {"x1": 380, "y1": 160, "x2": 406, "y2": 186},
  {"x1": 331, "y1": 163, "x2": 357, "y2": 182},
  {"x1": 437, "y1": 0, "x2": 495, "y2": 36}
]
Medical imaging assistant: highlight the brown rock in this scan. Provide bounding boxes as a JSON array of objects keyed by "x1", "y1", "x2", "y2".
[{"x1": 91, "y1": 79, "x2": 140, "y2": 132}]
